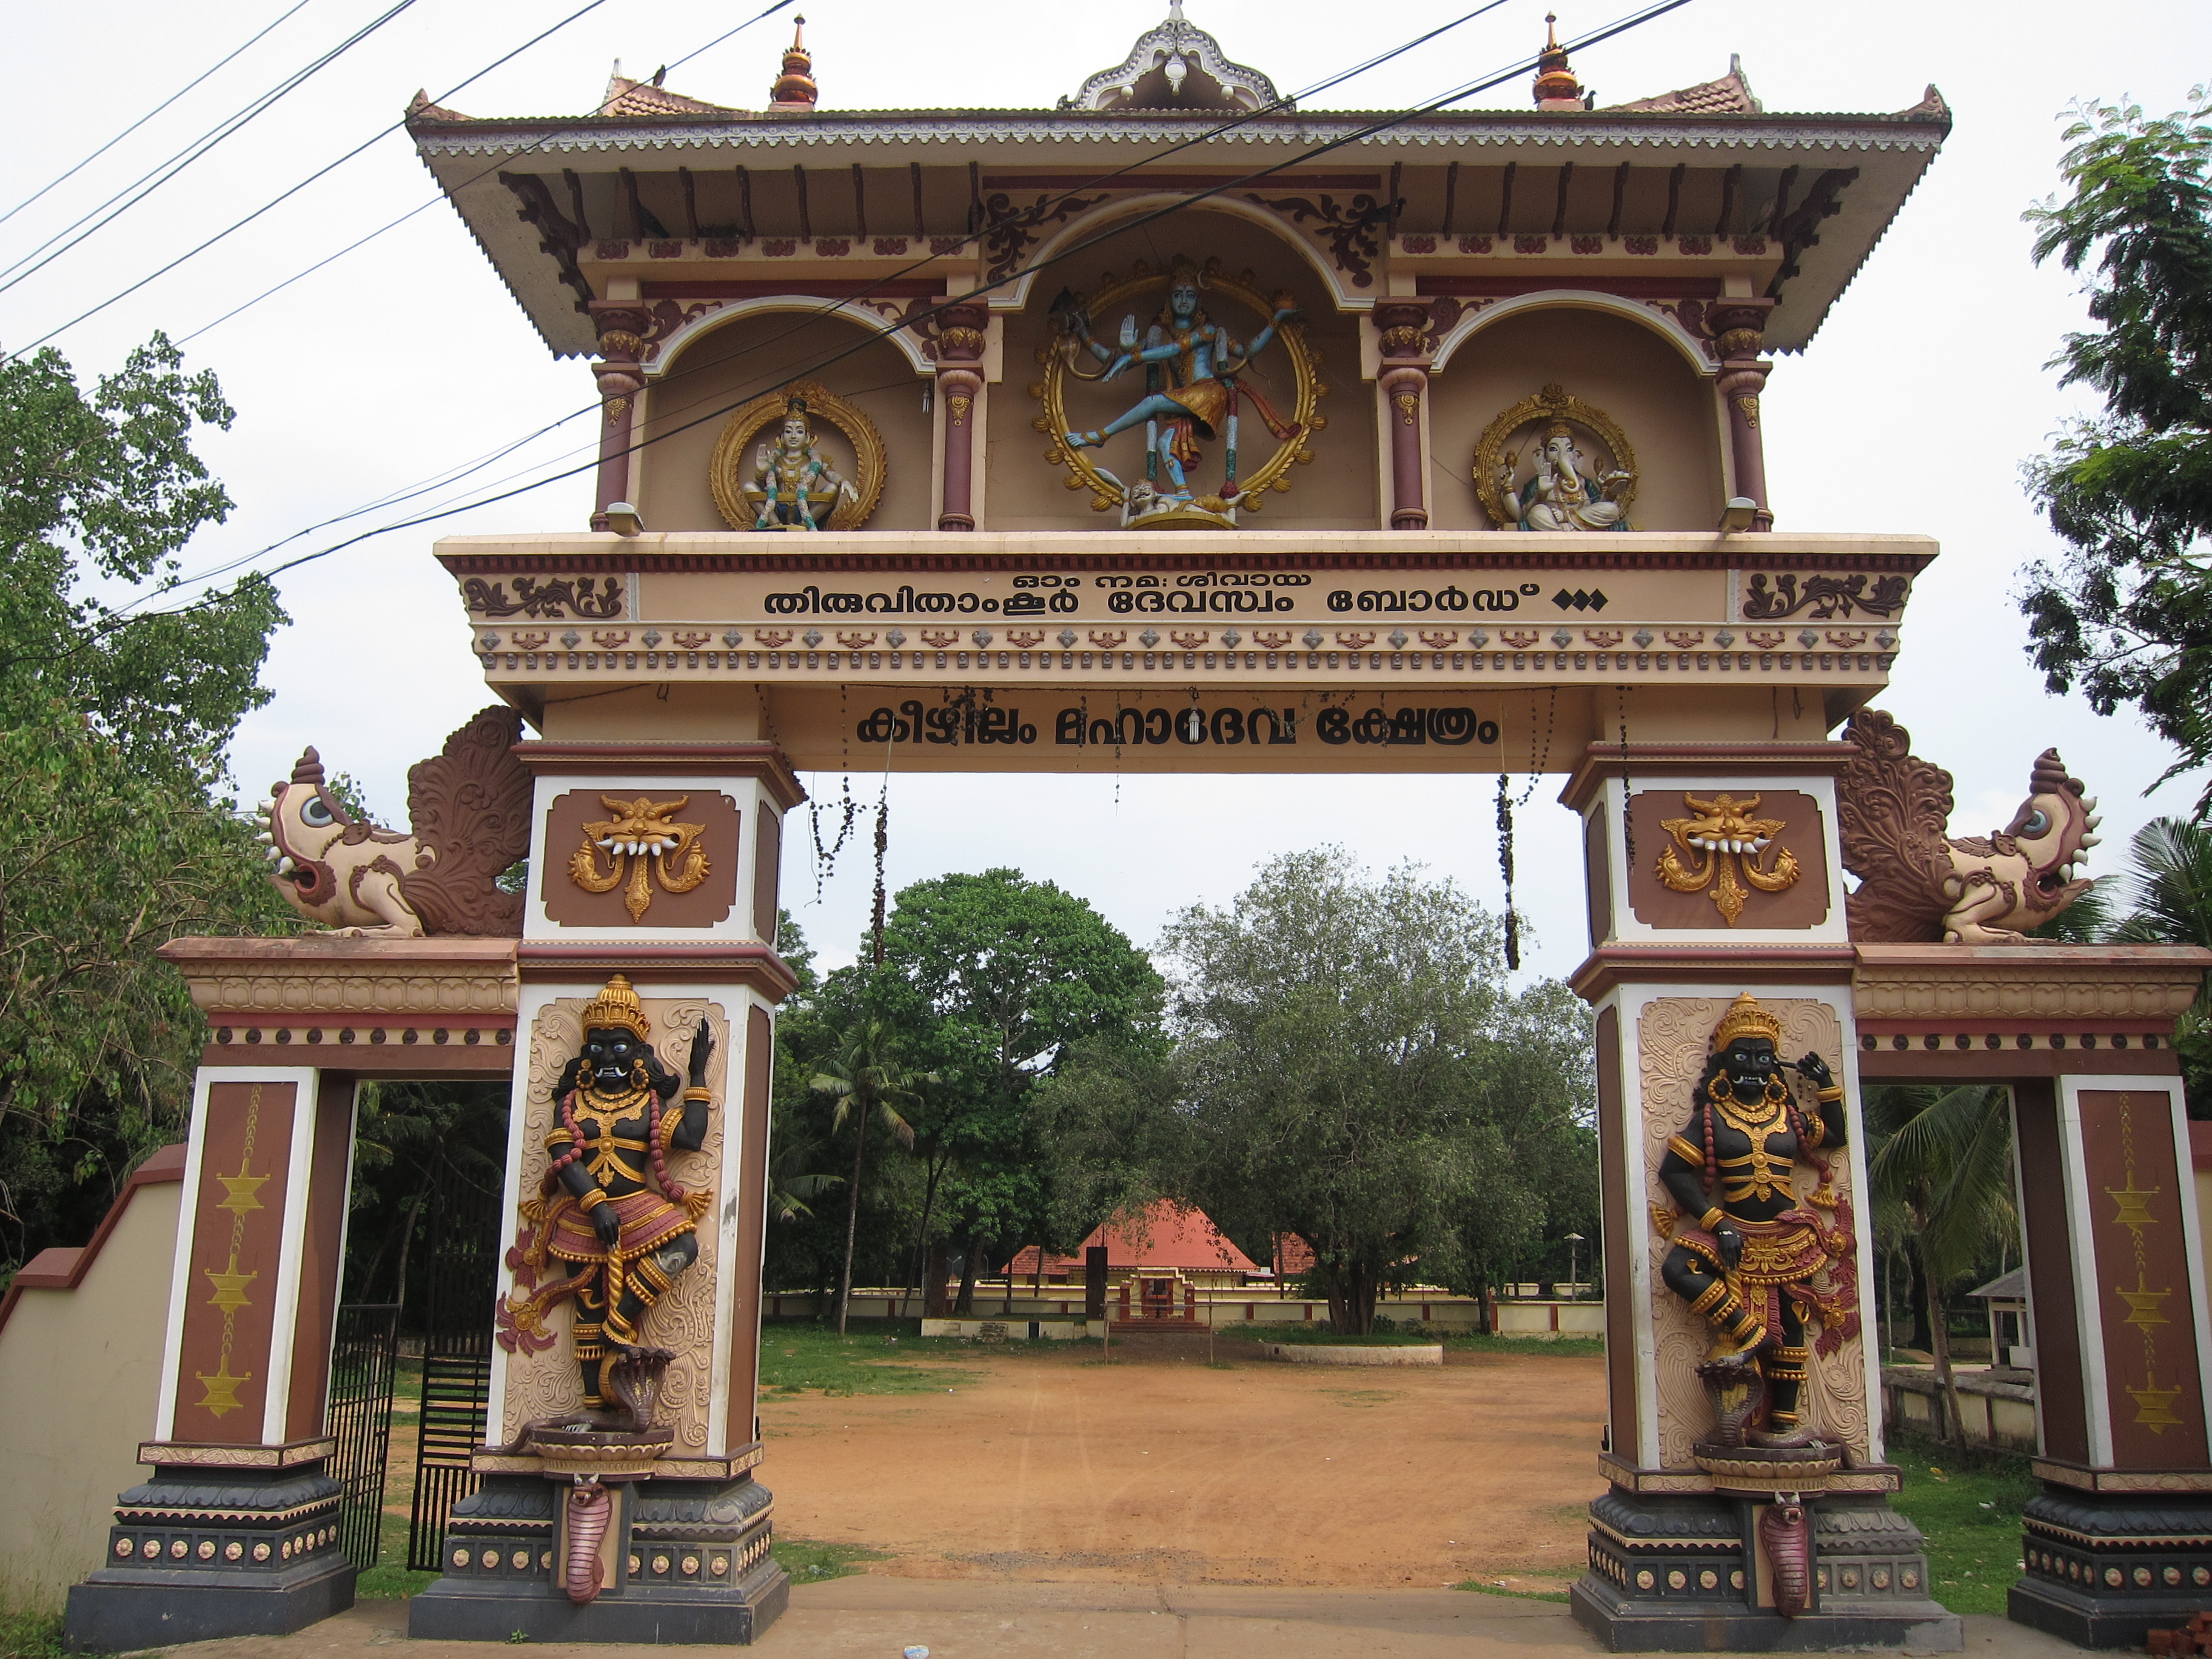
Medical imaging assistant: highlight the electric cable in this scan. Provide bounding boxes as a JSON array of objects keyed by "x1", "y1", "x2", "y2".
[
  {"x1": 0, "y1": 0, "x2": 420, "y2": 293},
  {"x1": 163, "y1": 0, "x2": 1519, "y2": 580},
  {"x1": 176, "y1": 0, "x2": 801, "y2": 346},
  {"x1": 0, "y1": 0, "x2": 321, "y2": 231},
  {"x1": 5, "y1": 0, "x2": 617, "y2": 357},
  {"x1": 72, "y1": 0, "x2": 1695, "y2": 660}
]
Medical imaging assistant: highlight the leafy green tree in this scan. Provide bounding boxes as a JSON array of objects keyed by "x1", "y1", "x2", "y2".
[
  {"x1": 2016, "y1": 90, "x2": 2212, "y2": 809},
  {"x1": 860, "y1": 869, "x2": 1162, "y2": 1309},
  {"x1": 1866, "y1": 1084, "x2": 2018, "y2": 1445},
  {"x1": 0, "y1": 335, "x2": 290, "y2": 1275},
  {"x1": 1151, "y1": 848, "x2": 1589, "y2": 1333},
  {"x1": 810, "y1": 1019, "x2": 930, "y2": 1333},
  {"x1": 2103, "y1": 817, "x2": 2212, "y2": 1111}
]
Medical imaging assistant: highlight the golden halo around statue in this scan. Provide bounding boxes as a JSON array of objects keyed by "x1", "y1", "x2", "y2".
[
  {"x1": 1031, "y1": 258, "x2": 1327, "y2": 517},
  {"x1": 1473, "y1": 383, "x2": 1638, "y2": 531},
  {"x1": 709, "y1": 378, "x2": 886, "y2": 532}
]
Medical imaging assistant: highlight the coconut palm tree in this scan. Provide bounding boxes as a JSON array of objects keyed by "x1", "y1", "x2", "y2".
[
  {"x1": 1866, "y1": 1082, "x2": 2017, "y2": 1445},
  {"x1": 2106, "y1": 817, "x2": 2212, "y2": 1112},
  {"x1": 811, "y1": 1019, "x2": 933, "y2": 1333}
]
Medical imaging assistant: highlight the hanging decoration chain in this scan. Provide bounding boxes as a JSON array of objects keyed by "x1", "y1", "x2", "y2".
[{"x1": 1496, "y1": 773, "x2": 1520, "y2": 973}]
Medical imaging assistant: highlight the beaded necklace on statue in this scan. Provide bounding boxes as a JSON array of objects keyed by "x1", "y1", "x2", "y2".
[
  {"x1": 1709, "y1": 1074, "x2": 1795, "y2": 1202},
  {"x1": 569, "y1": 1082, "x2": 654, "y2": 1185}
]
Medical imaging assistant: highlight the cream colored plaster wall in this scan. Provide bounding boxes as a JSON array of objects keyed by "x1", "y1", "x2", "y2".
[
  {"x1": 636, "y1": 311, "x2": 934, "y2": 534},
  {"x1": 0, "y1": 1182, "x2": 179, "y2": 1612},
  {"x1": 986, "y1": 210, "x2": 1378, "y2": 531},
  {"x1": 1427, "y1": 307, "x2": 1724, "y2": 532},
  {"x1": 538, "y1": 682, "x2": 766, "y2": 743}
]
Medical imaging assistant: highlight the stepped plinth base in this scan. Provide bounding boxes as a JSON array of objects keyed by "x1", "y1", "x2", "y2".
[
  {"x1": 1572, "y1": 1485, "x2": 1960, "y2": 1652},
  {"x1": 406, "y1": 1472, "x2": 786, "y2": 1645},
  {"x1": 2008, "y1": 1481, "x2": 2212, "y2": 1650}
]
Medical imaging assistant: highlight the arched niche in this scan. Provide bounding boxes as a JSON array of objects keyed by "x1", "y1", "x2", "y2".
[
  {"x1": 987, "y1": 206, "x2": 1378, "y2": 532},
  {"x1": 993, "y1": 193, "x2": 1364, "y2": 314},
  {"x1": 635, "y1": 306, "x2": 936, "y2": 534},
  {"x1": 1426, "y1": 302, "x2": 1726, "y2": 532}
]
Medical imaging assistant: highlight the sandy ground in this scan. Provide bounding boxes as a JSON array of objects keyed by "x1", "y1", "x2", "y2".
[{"x1": 758, "y1": 1338, "x2": 1611, "y2": 1591}]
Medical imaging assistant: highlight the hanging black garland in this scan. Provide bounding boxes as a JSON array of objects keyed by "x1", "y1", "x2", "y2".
[
  {"x1": 1496, "y1": 772, "x2": 1520, "y2": 971},
  {"x1": 871, "y1": 785, "x2": 890, "y2": 967}
]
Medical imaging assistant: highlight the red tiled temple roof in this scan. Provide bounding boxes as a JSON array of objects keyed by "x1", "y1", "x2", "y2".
[{"x1": 1008, "y1": 1199, "x2": 1260, "y2": 1276}]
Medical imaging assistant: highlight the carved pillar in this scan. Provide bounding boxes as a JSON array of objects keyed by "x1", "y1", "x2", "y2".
[
  {"x1": 934, "y1": 304, "x2": 987, "y2": 532},
  {"x1": 1373, "y1": 302, "x2": 1432, "y2": 530},
  {"x1": 1711, "y1": 298, "x2": 1777, "y2": 532},
  {"x1": 588, "y1": 304, "x2": 650, "y2": 533}
]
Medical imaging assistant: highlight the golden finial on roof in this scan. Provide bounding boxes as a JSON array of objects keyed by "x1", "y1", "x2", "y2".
[
  {"x1": 769, "y1": 15, "x2": 818, "y2": 109},
  {"x1": 1533, "y1": 12, "x2": 1583, "y2": 110}
]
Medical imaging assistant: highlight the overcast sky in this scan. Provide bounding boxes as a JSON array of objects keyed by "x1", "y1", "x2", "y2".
[{"x1": 3, "y1": 0, "x2": 2207, "y2": 980}]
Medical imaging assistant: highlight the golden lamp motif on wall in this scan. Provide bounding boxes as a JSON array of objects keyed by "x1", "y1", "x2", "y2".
[
  {"x1": 1655, "y1": 792, "x2": 1802, "y2": 927},
  {"x1": 569, "y1": 796, "x2": 712, "y2": 922}
]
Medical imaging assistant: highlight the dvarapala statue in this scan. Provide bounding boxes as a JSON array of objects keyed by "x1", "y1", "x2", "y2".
[
  {"x1": 1657, "y1": 993, "x2": 1858, "y2": 1449},
  {"x1": 498, "y1": 976, "x2": 714, "y2": 1421}
]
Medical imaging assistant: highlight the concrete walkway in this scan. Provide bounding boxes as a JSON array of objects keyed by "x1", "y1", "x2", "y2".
[{"x1": 162, "y1": 1580, "x2": 2085, "y2": 1659}]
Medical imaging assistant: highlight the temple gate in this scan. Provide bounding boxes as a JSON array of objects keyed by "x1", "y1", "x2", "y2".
[{"x1": 53, "y1": 10, "x2": 2212, "y2": 1654}]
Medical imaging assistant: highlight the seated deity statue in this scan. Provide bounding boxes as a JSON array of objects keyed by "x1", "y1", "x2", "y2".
[
  {"x1": 746, "y1": 397, "x2": 859, "y2": 530},
  {"x1": 1503, "y1": 421, "x2": 1634, "y2": 531},
  {"x1": 1657, "y1": 993, "x2": 1854, "y2": 1449}
]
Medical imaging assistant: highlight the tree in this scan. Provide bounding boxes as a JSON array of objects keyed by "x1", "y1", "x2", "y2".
[
  {"x1": 1866, "y1": 1084, "x2": 2018, "y2": 1446},
  {"x1": 862, "y1": 868, "x2": 1162, "y2": 1309},
  {"x1": 1154, "y1": 848, "x2": 1586, "y2": 1334},
  {"x1": 2105, "y1": 816, "x2": 2212, "y2": 1111},
  {"x1": 810, "y1": 1019, "x2": 928, "y2": 1334},
  {"x1": 0, "y1": 335, "x2": 292, "y2": 1275},
  {"x1": 2015, "y1": 89, "x2": 2212, "y2": 811}
]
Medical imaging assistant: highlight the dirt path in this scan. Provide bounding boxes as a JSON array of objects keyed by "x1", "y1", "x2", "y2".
[{"x1": 759, "y1": 1343, "x2": 1607, "y2": 1591}]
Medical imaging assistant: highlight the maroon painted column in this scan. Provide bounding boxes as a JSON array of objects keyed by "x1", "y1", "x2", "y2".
[
  {"x1": 1373, "y1": 302, "x2": 1432, "y2": 530},
  {"x1": 586, "y1": 303, "x2": 649, "y2": 532},
  {"x1": 1711, "y1": 298, "x2": 1777, "y2": 532},
  {"x1": 934, "y1": 304, "x2": 987, "y2": 532}
]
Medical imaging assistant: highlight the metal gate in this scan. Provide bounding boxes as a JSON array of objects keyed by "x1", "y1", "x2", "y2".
[
  {"x1": 406, "y1": 1157, "x2": 503, "y2": 1570},
  {"x1": 327, "y1": 1302, "x2": 401, "y2": 1570}
]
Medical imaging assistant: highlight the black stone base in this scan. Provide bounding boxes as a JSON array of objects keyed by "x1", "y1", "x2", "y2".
[
  {"x1": 409, "y1": 1557, "x2": 787, "y2": 1644},
  {"x1": 1572, "y1": 1486, "x2": 1961, "y2": 1652},
  {"x1": 405, "y1": 1472, "x2": 786, "y2": 1645},
  {"x1": 2011, "y1": 1484, "x2": 2212, "y2": 1649},
  {"x1": 66, "y1": 1559, "x2": 355, "y2": 1651},
  {"x1": 63, "y1": 1460, "x2": 352, "y2": 1651}
]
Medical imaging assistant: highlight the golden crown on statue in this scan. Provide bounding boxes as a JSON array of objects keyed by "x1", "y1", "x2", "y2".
[
  {"x1": 1708, "y1": 991, "x2": 1784, "y2": 1054},
  {"x1": 579, "y1": 974, "x2": 651, "y2": 1041}
]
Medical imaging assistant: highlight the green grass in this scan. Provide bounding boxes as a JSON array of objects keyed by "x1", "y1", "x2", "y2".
[
  {"x1": 0, "y1": 1600, "x2": 66, "y2": 1659},
  {"x1": 1455, "y1": 1578, "x2": 1572, "y2": 1603},
  {"x1": 1216, "y1": 1322, "x2": 1442, "y2": 1346},
  {"x1": 1446, "y1": 1331, "x2": 1605, "y2": 1358},
  {"x1": 1885, "y1": 1435, "x2": 2038, "y2": 1617},
  {"x1": 356, "y1": 1503, "x2": 438, "y2": 1600},
  {"x1": 759, "y1": 1324, "x2": 984, "y2": 1395},
  {"x1": 772, "y1": 1537, "x2": 891, "y2": 1583}
]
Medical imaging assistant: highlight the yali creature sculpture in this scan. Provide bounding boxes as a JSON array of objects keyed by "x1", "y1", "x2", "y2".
[
  {"x1": 1656, "y1": 994, "x2": 1857, "y2": 1453},
  {"x1": 1837, "y1": 708, "x2": 2099, "y2": 943},
  {"x1": 1041, "y1": 257, "x2": 1322, "y2": 529},
  {"x1": 259, "y1": 705, "x2": 532, "y2": 936}
]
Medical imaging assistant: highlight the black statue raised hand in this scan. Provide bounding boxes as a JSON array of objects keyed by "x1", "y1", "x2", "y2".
[
  {"x1": 687, "y1": 1016, "x2": 714, "y2": 1090},
  {"x1": 1794, "y1": 1051, "x2": 1834, "y2": 1091}
]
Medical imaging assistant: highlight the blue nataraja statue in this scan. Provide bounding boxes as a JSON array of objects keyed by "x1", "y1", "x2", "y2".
[{"x1": 1057, "y1": 257, "x2": 1300, "y2": 528}]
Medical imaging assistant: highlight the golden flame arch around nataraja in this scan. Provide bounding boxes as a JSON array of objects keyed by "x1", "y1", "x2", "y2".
[{"x1": 1033, "y1": 258, "x2": 1326, "y2": 515}]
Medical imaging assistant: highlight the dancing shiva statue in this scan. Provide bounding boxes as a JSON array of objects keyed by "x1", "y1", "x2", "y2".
[
  {"x1": 1053, "y1": 256, "x2": 1304, "y2": 528},
  {"x1": 497, "y1": 976, "x2": 715, "y2": 1428},
  {"x1": 1657, "y1": 993, "x2": 1858, "y2": 1452}
]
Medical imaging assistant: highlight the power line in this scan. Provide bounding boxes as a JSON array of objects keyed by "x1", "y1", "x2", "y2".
[
  {"x1": 85, "y1": 0, "x2": 1696, "y2": 660},
  {"x1": 177, "y1": 0, "x2": 800, "y2": 346},
  {"x1": 0, "y1": 0, "x2": 321, "y2": 231},
  {"x1": 5, "y1": 0, "x2": 617, "y2": 357},
  {"x1": 172, "y1": 0, "x2": 1513, "y2": 554},
  {"x1": 0, "y1": 0, "x2": 420, "y2": 294}
]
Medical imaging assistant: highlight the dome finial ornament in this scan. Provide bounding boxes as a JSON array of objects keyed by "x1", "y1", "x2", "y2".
[
  {"x1": 1533, "y1": 12, "x2": 1584, "y2": 109},
  {"x1": 769, "y1": 14, "x2": 817, "y2": 109}
]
